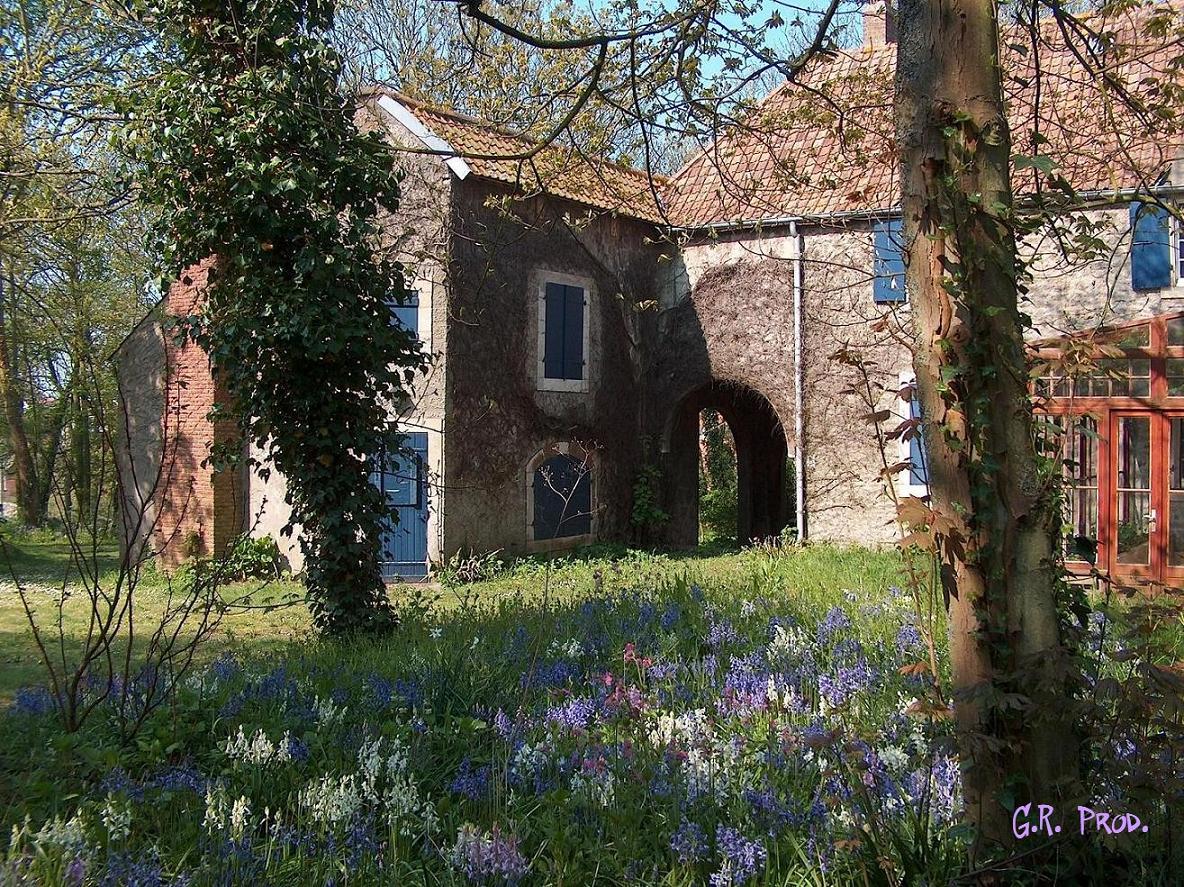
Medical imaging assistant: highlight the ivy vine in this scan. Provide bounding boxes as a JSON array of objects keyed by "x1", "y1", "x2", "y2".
[{"x1": 127, "y1": 0, "x2": 426, "y2": 633}]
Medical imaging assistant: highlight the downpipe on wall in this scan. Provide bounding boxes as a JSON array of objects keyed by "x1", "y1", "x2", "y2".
[{"x1": 792, "y1": 221, "x2": 806, "y2": 541}]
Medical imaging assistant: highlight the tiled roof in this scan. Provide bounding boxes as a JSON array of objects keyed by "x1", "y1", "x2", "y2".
[
  {"x1": 664, "y1": 8, "x2": 1184, "y2": 226},
  {"x1": 366, "y1": 87, "x2": 667, "y2": 223}
]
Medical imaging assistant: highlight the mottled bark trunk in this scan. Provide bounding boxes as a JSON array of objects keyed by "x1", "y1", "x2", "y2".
[
  {"x1": 0, "y1": 271, "x2": 42, "y2": 525},
  {"x1": 895, "y1": 0, "x2": 1078, "y2": 851}
]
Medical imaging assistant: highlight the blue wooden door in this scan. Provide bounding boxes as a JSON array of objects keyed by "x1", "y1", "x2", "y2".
[{"x1": 371, "y1": 432, "x2": 429, "y2": 580}]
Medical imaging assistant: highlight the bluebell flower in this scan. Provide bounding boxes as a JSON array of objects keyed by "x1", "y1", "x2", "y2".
[
  {"x1": 9, "y1": 686, "x2": 55, "y2": 716},
  {"x1": 710, "y1": 827, "x2": 766, "y2": 886},
  {"x1": 493, "y1": 708, "x2": 516, "y2": 740},
  {"x1": 152, "y1": 765, "x2": 206, "y2": 795},
  {"x1": 895, "y1": 623, "x2": 923, "y2": 656},
  {"x1": 209, "y1": 653, "x2": 239, "y2": 682},
  {"x1": 451, "y1": 758, "x2": 492, "y2": 801},
  {"x1": 670, "y1": 819, "x2": 707, "y2": 863},
  {"x1": 707, "y1": 618, "x2": 739, "y2": 650},
  {"x1": 545, "y1": 696, "x2": 598, "y2": 732},
  {"x1": 450, "y1": 823, "x2": 528, "y2": 884},
  {"x1": 816, "y1": 607, "x2": 851, "y2": 645},
  {"x1": 100, "y1": 851, "x2": 164, "y2": 887},
  {"x1": 660, "y1": 603, "x2": 681, "y2": 631},
  {"x1": 394, "y1": 678, "x2": 423, "y2": 709},
  {"x1": 365, "y1": 673, "x2": 394, "y2": 708},
  {"x1": 101, "y1": 766, "x2": 145, "y2": 801},
  {"x1": 818, "y1": 657, "x2": 874, "y2": 708}
]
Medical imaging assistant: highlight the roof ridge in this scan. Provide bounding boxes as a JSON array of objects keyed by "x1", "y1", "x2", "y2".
[{"x1": 368, "y1": 84, "x2": 668, "y2": 185}]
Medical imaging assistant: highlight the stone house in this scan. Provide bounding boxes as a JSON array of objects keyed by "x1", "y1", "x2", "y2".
[{"x1": 117, "y1": 5, "x2": 1184, "y2": 585}]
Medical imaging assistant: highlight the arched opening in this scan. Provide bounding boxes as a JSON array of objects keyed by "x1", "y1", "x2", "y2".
[
  {"x1": 664, "y1": 380, "x2": 794, "y2": 547},
  {"x1": 699, "y1": 409, "x2": 738, "y2": 543}
]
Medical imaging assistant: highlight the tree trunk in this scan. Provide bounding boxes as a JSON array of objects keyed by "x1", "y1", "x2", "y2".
[
  {"x1": 0, "y1": 270, "x2": 42, "y2": 526},
  {"x1": 895, "y1": 0, "x2": 1079, "y2": 852},
  {"x1": 71, "y1": 388, "x2": 92, "y2": 521}
]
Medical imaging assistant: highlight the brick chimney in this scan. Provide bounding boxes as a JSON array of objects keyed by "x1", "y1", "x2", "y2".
[{"x1": 863, "y1": 0, "x2": 897, "y2": 47}]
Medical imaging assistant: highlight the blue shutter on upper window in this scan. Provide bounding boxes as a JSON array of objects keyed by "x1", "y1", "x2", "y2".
[
  {"x1": 908, "y1": 395, "x2": 929, "y2": 487},
  {"x1": 873, "y1": 219, "x2": 907, "y2": 303},
  {"x1": 544, "y1": 283, "x2": 566, "y2": 379},
  {"x1": 1130, "y1": 202, "x2": 1172, "y2": 290},
  {"x1": 388, "y1": 291, "x2": 419, "y2": 336},
  {"x1": 563, "y1": 286, "x2": 585, "y2": 380},
  {"x1": 543, "y1": 282, "x2": 585, "y2": 381}
]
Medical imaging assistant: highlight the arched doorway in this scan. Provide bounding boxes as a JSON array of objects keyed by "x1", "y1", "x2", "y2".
[{"x1": 663, "y1": 379, "x2": 793, "y2": 546}]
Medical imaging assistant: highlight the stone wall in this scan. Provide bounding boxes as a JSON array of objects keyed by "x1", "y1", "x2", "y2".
[
  {"x1": 244, "y1": 100, "x2": 457, "y2": 573},
  {"x1": 442, "y1": 180, "x2": 668, "y2": 557}
]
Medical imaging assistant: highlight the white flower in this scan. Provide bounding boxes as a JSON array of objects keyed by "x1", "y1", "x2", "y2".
[
  {"x1": 430, "y1": 627, "x2": 443, "y2": 640},
  {"x1": 101, "y1": 795, "x2": 131, "y2": 843},
  {"x1": 229, "y1": 795, "x2": 251, "y2": 841},
  {"x1": 768, "y1": 624, "x2": 810, "y2": 661},
  {"x1": 313, "y1": 695, "x2": 347, "y2": 726},
  {"x1": 570, "y1": 768, "x2": 616, "y2": 807},
  {"x1": 879, "y1": 745, "x2": 910, "y2": 773},
  {"x1": 300, "y1": 773, "x2": 362, "y2": 825},
  {"x1": 203, "y1": 785, "x2": 228, "y2": 834},
  {"x1": 30, "y1": 814, "x2": 87, "y2": 856}
]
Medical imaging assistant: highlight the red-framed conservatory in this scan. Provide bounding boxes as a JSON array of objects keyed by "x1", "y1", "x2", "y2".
[{"x1": 1033, "y1": 312, "x2": 1184, "y2": 589}]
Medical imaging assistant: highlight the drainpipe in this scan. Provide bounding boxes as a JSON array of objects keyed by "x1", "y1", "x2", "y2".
[{"x1": 792, "y1": 222, "x2": 806, "y2": 541}]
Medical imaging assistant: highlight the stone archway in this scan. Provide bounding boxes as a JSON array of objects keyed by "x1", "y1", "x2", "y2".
[{"x1": 662, "y1": 379, "x2": 791, "y2": 546}]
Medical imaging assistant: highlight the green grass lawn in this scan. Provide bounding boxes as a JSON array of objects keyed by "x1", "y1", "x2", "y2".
[{"x1": 0, "y1": 534, "x2": 905, "y2": 701}]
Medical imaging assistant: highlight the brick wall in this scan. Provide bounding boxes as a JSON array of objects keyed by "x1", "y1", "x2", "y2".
[{"x1": 151, "y1": 258, "x2": 244, "y2": 569}]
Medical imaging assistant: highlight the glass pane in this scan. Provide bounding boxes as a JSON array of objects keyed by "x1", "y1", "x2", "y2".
[
  {"x1": 1116, "y1": 416, "x2": 1152, "y2": 565},
  {"x1": 1172, "y1": 419, "x2": 1184, "y2": 566},
  {"x1": 1130, "y1": 378, "x2": 1151, "y2": 398},
  {"x1": 1066, "y1": 417, "x2": 1098, "y2": 485},
  {"x1": 1170, "y1": 496, "x2": 1184, "y2": 567},
  {"x1": 1113, "y1": 325, "x2": 1150, "y2": 348},
  {"x1": 1168, "y1": 316, "x2": 1184, "y2": 346},
  {"x1": 1169, "y1": 359, "x2": 1184, "y2": 396},
  {"x1": 1062, "y1": 416, "x2": 1099, "y2": 562}
]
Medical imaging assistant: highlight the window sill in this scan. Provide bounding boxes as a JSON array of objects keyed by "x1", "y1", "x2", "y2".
[{"x1": 537, "y1": 379, "x2": 590, "y2": 393}]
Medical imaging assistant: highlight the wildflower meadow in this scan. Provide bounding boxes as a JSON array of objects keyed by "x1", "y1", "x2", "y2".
[{"x1": 1, "y1": 545, "x2": 1179, "y2": 884}]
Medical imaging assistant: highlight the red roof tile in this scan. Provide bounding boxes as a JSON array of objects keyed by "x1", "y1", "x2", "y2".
[
  {"x1": 366, "y1": 87, "x2": 668, "y2": 223},
  {"x1": 664, "y1": 7, "x2": 1184, "y2": 226}
]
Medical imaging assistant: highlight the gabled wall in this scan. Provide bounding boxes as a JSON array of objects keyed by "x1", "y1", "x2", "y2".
[
  {"x1": 441, "y1": 179, "x2": 668, "y2": 557},
  {"x1": 115, "y1": 258, "x2": 245, "y2": 569}
]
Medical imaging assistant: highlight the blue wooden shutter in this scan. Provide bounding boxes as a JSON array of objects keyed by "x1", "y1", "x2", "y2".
[
  {"x1": 1130, "y1": 202, "x2": 1172, "y2": 290},
  {"x1": 908, "y1": 395, "x2": 929, "y2": 486},
  {"x1": 389, "y1": 291, "x2": 420, "y2": 336},
  {"x1": 543, "y1": 283, "x2": 566, "y2": 379},
  {"x1": 873, "y1": 219, "x2": 907, "y2": 303},
  {"x1": 563, "y1": 286, "x2": 585, "y2": 380}
]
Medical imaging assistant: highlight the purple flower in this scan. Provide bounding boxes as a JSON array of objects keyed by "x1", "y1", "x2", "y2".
[
  {"x1": 209, "y1": 653, "x2": 239, "y2": 682},
  {"x1": 816, "y1": 607, "x2": 851, "y2": 645},
  {"x1": 545, "y1": 696, "x2": 598, "y2": 732},
  {"x1": 895, "y1": 623, "x2": 923, "y2": 656},
  {"x1": 66, "y1": 855, "x2": 85, "y2": 886},
  {"x1": 670, "y1": 819, "x2": 707, "y2": 863},
  {"x1": 493, "y1": 708, "x2": 516, "y2": 740},
  {"x1": 450, "y1": 823, "x2": 528, "y2": 884},
  {"x1": 711, "y1": 827, "x2": 766, "y2": 886},
  {"x1": 707, "y1": 618, "x2": 739, "y2": 650},
  {"x1": 152, "y1": 765, "x2": 206, "y2": 795},
  {"x1": 660, "y1": 603, "x2": 681, "y2": 631},
  {"x1": 818, "y1": 658, "x2": 873, "y2": 707}
]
